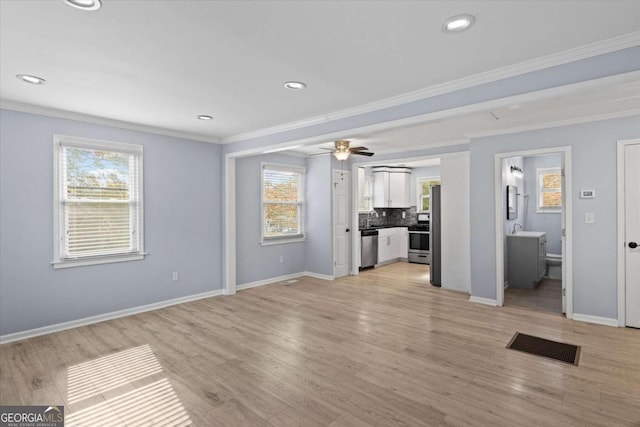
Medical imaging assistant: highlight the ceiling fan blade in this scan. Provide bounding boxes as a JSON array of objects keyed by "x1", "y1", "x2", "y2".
[
  {"x1": 353, "y1": 151, "x2": 374, "y2": 156},
  {"x1": 349, "y1": 146, "x2": 369, "y2": 151},
  {"x1": 319, "y1": 147, "x2": 334, "y2": 151},
  {"x1": 309, "y1": 152, "x2": 332, "y2": 157}
]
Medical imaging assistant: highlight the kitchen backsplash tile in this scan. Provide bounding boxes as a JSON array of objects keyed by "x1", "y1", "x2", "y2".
[{"x1": 359, "y1": 207, "x2": 417, "y2": 228}]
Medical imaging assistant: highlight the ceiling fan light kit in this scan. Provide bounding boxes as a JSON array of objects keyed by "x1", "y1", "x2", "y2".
[
  {"x1": 334, "y1": 150, "x2": 350, "y2": 161},
  {"x1": 331, "y1": 140, "x2": 374, "y2": 160}
]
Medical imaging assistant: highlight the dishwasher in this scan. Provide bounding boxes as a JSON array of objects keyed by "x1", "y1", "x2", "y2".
[{"x1": 360, "y1": 229, "x2": 379, "y2": 269}]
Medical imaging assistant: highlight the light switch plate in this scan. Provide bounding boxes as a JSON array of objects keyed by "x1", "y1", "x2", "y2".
[{"x1": 585, "y1": 212, "x2": 595, "y2": 224}]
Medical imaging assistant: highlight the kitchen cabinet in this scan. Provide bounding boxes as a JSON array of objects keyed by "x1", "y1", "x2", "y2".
[
  {"x1": 507, "y1": 232, "x2": 546, "y2": 289},
  {"x1": 377, "y1": 227, "x2": 408, "y2": 264},
  {"x1": 398, "y1": 227, "x2": 408, "y2": 257},
  {"x1": 373, "y1": 167, "x2": 411, "y2": 208}
]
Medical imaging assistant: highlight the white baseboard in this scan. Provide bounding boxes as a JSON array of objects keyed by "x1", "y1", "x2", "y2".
[
  {"x1": 303, "y1": 271, "x2": 335, "y2": 281},
  {"x1": 0, "y1": 289, "x2": 224, "y2": 345},
  {"x1": 572, "y1": 313, "x2": 619, "y2": 327},
  {"x1": 236, "y1": 272, "x2": 305, "y2": 291},
  {"x1": 1, "y1": 272, "x2": 338, "y2": 344},
  {"x1": 237, "y1": 271, "x2": 334, "y2": 292},
  {"x1": 469, "y1": 296, "x2": 499, "y2": 306}
]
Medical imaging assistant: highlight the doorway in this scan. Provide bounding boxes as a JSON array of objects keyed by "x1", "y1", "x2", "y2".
[
  {"x1": 494, "y1": 147, "x2": 573, "y2": 318},
  {"x1": 617, "y1": 139, "x2": 640, "y2": 327}
]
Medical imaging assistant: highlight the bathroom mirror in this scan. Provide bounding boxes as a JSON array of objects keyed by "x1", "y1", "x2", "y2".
[{"x1": 506, "y1": 185, "x2": 518, "y2": 220}]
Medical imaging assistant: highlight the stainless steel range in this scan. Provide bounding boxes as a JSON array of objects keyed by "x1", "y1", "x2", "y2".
[{"x1": 408, "y1": 213, "x2": 430, "y2": 264}]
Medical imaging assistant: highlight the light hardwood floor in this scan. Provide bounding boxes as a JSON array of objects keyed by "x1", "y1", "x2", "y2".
[
  {"x1": 504, "y1": 278, "x2": 563, "y2": 314},
  {"x1": 1, "y1": 263, "x2": 639, "y2": 426}
]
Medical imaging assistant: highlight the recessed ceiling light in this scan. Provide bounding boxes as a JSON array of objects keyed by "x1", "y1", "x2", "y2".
[
  {"x1": 442, "y1": 14, "x2": 475, "y2": 33},
  {"x1": 16, "y1": 74, "x2": 46, "y2": 85},
  {"x1": 284, "y1": 81, "x2": 307, "y2": 90},
  {"x1": 62, "y1": 0, "x2": 102, "y2": 10},
  {"x1": 197, "y1": 115, "x2": 213, "y2": 120}
]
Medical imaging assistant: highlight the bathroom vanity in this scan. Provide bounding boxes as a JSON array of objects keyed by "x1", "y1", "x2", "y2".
[{"x1": 507, "y1": 232, "x2": 547, "y2": 289}]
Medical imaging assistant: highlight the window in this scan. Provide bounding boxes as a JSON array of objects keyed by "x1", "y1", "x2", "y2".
[
  {"x1": 53, "y1": 135, "x2": 144, "y2": 268},
  {"x1": 416, "y1": 177, "x2": 440, "y2": 212},
  {"x1": 537, "y1": 167, "x2": 562, "y2": 212},
  {"x1": 261, "y1": 163, "x2": 305, "y2": 244}
]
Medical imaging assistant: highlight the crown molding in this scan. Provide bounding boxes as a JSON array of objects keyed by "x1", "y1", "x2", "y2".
[
  {"x1": 222, "y1": 31, "x2": 640, "y2": 144},
  {"x1": 0, "y1": 100, "x2": 221, "y2": 144}
]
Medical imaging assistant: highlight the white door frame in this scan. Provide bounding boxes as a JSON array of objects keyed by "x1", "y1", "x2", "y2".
[
  {"x1": 616, "y1": 138, "x2": 640, "y2": 326},
  {"x1": 494, "y1": 146, "x2": 573, "y2": 319},
  {"x1": 333, "y1": 169, "x2": 350, "y2": 278}
]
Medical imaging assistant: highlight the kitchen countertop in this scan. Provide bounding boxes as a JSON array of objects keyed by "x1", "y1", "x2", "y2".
[{"x1": 359, "y1": 225, "x2": 410, "y2": 231}]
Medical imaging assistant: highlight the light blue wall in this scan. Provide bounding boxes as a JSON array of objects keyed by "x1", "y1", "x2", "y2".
[
  {"x1": 523, "y1": 154, "x2": 563, "y2": 254},
  {"x1": 305, "y1": 155, "x2": 333, "y2": 276},
  {"x1": 470, "y1": 115, "x2": 640, "y2": 318},
  {"x1": 235, "y1": 153, "x2": 307, "y2": 284},
  {"x1": 0, "y1": 109, "x2": 223, "y2": 336}
]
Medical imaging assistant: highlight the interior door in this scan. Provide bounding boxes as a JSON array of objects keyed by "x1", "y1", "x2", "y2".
[
  {"x1": 333, "y1": 170, "x2": 350, "y2": 278},
  {"x1": 624, "y1": 144, "x2": 640, "y2": 327}
]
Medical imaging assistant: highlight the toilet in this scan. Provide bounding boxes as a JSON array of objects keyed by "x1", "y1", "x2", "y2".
[{"x1": 545, "y1": 253, "x2": 562, "y2": 279}]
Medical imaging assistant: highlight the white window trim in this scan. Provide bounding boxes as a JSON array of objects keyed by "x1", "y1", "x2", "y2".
[
  {"x1": 416, "y1": 176, "x2": 440, "y2": 213},
  {"x1": 52, "y1": 135, "x2": 145, "y2": 269},
  {"x1": 260, "y1": 162, "x2": 306, "y2": 246},
  {"x1": 536, "y1": 167, "x2": 562, "y2": 214}
]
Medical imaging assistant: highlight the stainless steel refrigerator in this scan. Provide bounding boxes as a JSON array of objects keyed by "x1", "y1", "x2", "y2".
[{"x1": 429, "y1": 185, "x2": 441, "y2": 287}]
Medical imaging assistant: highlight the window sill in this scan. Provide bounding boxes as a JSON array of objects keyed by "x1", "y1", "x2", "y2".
[
  {"x1": 536, "y1": 209, "x2": 562, "y2": 214},
  {"x1": 260, "y1": 237, "x2": 306, "y2": 246},
  {"x1": 52, "y1": 253, "x2": 145, "y2": 269}
]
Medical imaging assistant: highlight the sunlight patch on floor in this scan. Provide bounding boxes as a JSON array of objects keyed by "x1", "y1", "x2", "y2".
[
  {"x1": 66, "y1": 344, "x2": 192, "y2": 426},
  {"x1": 66, "y1": 378, "x2": 191, "y2": 427},
  {"x1": 67, "y1": 344, "x2": 163, "y2": 403}
]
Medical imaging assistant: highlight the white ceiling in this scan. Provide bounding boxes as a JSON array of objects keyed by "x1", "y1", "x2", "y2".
[{"x1": 1, "y1": 1, "x2": 639, "y2": 143}]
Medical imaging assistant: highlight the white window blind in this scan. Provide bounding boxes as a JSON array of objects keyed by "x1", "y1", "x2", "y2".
[
  {"x1": 262, "y1": 164, "x2": 305, "y2": 242},
  {"x1": 54, "y1": 136, "x2": 144, "y2": 267}
]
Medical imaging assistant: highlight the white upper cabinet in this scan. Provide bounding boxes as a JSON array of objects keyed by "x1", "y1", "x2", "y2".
[{"x1": 373, "y1": 167, "x2": 412, "y2": 208}]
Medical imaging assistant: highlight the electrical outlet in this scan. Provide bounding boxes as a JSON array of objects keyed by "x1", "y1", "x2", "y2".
[
  {"x1": 280, "y1": 256, "x2": 284, "y2": 264},
  {"x1": 402, "y1": 211, "x2": 406, "y2": 218},
  {"x1": 382, "y1": 211, "x2": 386, "y2": 217},
  {"x1": 172, "y1": 272, "x2": 179, "y2": 281}
]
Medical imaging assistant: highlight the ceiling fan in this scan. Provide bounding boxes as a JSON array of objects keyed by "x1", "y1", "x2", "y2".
[{"x1": 320, "y1": 140, "x2": 375, "y2": 160}]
